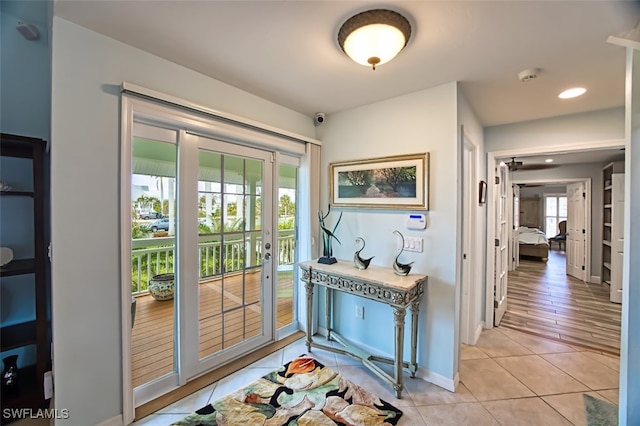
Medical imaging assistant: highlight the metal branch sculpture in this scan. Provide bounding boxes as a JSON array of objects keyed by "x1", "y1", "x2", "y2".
[{"x1": 318, "y1": 205, "x2": 342, "y2": 264}]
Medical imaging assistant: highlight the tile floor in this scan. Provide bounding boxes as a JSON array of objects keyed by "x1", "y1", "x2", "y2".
[{"x1": 133, "y1": 326, "x2": 619, "y2": 426}]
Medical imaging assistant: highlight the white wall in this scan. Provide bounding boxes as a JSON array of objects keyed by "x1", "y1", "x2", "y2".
[
  {"x1": 317, "y1": 82, "x2": 460, "y2": 385},
  {"x1": 485, "y1": 107, "x2": 624, "y2": 152},
  {"x1": 456, "y1": 88, "x2": 486, "y2": 347},
  {"x1": 519, "y1": 185, "x2": 566, "y2": 198},
  {"x1": 51, "y1": 18, "x2": 315, "y2": 425}
]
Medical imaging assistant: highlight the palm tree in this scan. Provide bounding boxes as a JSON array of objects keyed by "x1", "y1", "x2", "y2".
[{"x1": 134, "y1": 194, "x2": 159, "y2": 215}]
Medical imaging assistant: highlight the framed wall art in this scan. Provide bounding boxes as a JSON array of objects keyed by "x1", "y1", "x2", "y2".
[{"x1": 329, "y1": 153, "x2": 429, "y2": 210}]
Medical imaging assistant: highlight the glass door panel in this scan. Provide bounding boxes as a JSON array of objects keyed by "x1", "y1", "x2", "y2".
[
  {"x1": 196, "y1": 144, "x2": 272, "y2": 361},
  {"x1": 130, "y1": 133, "x2": 178, "y2": 395},
  {"x1": 276, "y1": 163, "x2": 298, "y2": 330}
]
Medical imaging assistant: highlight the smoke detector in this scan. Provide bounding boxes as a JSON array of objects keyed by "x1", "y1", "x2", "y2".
[{"x1": 518, "y1": 68, "x2": 540, "y2": 82}]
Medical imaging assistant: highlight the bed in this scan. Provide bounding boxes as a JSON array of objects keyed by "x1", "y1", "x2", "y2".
[{"x1": 518, "y1": 226, "x2": 550, "y2": 262}]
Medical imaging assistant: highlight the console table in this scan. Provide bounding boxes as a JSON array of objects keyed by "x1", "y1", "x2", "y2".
[{"x1": 298, "y1": 259, "x2": 426, "y2": 398}]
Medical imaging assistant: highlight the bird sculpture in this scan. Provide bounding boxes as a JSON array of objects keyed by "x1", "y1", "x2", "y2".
[
  {"x1": 393, "y1": 230, "x2": 414, "y2": 276},
  {"x1": 353, "y1": 237, "x2": 374, "y2": 270}
]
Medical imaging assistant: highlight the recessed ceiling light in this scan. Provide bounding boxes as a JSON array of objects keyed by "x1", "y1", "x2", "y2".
[
  {"x1": 558, "y1": 87, "x2": 586, "y2": 99},
  {"x1": 545, "y1": 158, "x2": 554, "y2": 163}
]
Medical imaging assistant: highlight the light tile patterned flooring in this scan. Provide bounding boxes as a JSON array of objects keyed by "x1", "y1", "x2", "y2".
[
  {"x1": 133, "y1": 328, "x2": 619, "y2": 426},
  {"x1": 502, "y1": 250, "x2": 621, "y2": 354}
]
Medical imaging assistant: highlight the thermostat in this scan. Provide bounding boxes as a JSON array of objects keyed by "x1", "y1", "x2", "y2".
[{"x1": 407, "y1": 214, "x2": 427, "y2": 230}]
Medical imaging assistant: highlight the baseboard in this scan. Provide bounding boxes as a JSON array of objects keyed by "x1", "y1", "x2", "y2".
[
  {"x1": 95, "y1": 414, "x2": 123, "y2": 426},
  {"x1": 473, "y1": 323, "x2": 483, "y2": 345},
  {"x1": 415, "y1": 366, "x2": 458, "y2": 392},
  {"x1": 591, "y1": 275, "x2": 601, "y2": 284}
]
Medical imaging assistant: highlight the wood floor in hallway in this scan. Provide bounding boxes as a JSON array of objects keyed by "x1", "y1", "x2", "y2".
[{"x1": 501, "y1": 249, "x2": 621, "y2": 355}]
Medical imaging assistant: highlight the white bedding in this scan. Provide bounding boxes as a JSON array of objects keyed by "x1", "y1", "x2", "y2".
[{"x1": 518, "y1": 227, "x2": 549, "y2": 245}]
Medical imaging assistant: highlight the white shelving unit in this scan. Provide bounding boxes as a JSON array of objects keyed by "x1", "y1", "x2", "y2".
[{"x1": 602, "y1": 161, "x2": 624, "y2": 303}]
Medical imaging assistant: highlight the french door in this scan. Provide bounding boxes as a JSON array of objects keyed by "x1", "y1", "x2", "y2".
[
  {"x1": 493, "y1": 162, "x2": 509, "y2": 325},
  {"x1": 183, "y1": 135, "x2": 274, "y2": 377},
  {"x1": 122, "y1": 92, "x2": 306, "y2": 421},
  {"x1": 127, "y1": 120, "x2": 277, "y2": 407}
]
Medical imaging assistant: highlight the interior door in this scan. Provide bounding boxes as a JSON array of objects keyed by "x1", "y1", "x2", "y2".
[
  {"x1": 186, "y1": 135, "x2": 274, "y2": 376},
  {"x1": 494, "y1": 163, "x2": 509, "y2": 325},
  {"x1": 566, "y1": 182, "x2": 587, "y2": 280}
]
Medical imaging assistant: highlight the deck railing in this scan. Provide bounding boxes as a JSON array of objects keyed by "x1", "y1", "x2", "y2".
[{"x1": 131, "y1": 229, "x2": 295, "y2": 295}]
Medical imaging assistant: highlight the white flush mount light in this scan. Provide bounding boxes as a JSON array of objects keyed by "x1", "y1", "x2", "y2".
[
  {"x1": 545, "y1": 158, "x2": 554, "y2": 163},
  {"x1": 558, "y1": 87, "x2": 587, "y2": 99},
  {"x1": 338, "y1": 9, "x2": 411, "y2": 70}
]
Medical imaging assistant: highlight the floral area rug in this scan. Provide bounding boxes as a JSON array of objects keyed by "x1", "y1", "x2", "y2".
[{"x1": 172, "y1": 355, "x2": 403, "y2": 425}]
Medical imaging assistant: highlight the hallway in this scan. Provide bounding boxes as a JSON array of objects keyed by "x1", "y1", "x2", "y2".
[{"x1": 502, "y1": 249, "x2": 621, "y2": 354}]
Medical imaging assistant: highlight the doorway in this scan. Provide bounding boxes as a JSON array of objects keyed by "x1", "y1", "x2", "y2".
[
  {"x1": 484, "y1": 143, "x2": 624, "y2": 329},
  {"x1": 128, "y1": 126, "x2": 277, "y2": 406},
  {"x1": 515, "y1": 179, "x2": 589, "y2": 282},
  {"x1": 121, "y1": 95, "x2": 306, "y2": 419}
]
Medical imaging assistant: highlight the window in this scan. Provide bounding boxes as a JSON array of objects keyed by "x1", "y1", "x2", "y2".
[{"x1": 544, "y1": 194, "x2": 567, "y2": 238}]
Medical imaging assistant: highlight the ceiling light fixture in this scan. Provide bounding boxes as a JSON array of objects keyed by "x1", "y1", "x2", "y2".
[
  {"x1": 338, "y1": 9, "x2": 411, "y2": 70},
  {"x1": 545, "y1": 158, "x2": 554, "y2": 163},
  {"x1": 558, "y1": 87, "x2": 586, "y2": 99}
]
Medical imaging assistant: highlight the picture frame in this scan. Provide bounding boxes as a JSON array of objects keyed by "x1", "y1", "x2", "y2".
[
  {"x1": 478, "y1": 180, "x2": 487, "y2": 205},
  {"x1": 329, "y1": 153, "x2": 429, "y2": 210}
]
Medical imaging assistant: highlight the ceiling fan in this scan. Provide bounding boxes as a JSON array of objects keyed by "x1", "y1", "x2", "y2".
[
  {"x1": 506, "y1": 157, "x2": 523, "y2": 171},
  {"x1": 506, "y1": 157, "x2": 557, "y2": 172}
]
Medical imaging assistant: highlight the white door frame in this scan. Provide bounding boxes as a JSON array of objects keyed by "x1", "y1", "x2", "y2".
[
  {"x1": 484, "y1": 140, "x2": 622, "y2": 329},
  {"x1": 459, "y1": 126, "x2": 482, "y2": 344}
]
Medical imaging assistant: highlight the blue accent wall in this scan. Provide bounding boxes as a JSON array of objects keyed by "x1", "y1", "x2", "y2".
[
  {"x1": 0, "y1": 0, "x2": 51, "y2": 368},
  {"x1": 1, "y1": 0, "x2": 51, "y2": 140}
]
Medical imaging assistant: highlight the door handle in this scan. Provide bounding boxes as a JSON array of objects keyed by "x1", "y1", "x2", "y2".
[{"x1": 264, "y1": 252, "x2": 271, "y2": 261}]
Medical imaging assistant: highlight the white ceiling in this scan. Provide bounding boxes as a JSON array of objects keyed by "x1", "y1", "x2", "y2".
[
  {"x1": 498, "y1": 147, "x2": 626, "y2": 166},
  {"x1": 53, "y1": 1, "x2": 639, "y2": 128}
]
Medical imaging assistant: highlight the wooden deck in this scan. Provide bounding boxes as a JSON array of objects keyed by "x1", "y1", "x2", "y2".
[
  {"x1": 502, "y1": 249, "x2": 621, "y2": 354},
  {"x1": 131, "y1": 271, "x2": 293, "y2": 388}
]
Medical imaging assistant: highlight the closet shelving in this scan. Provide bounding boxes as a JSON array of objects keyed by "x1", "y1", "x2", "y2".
[{"x1": 601, "y1": 161, "x2": 624, "y2": 304}]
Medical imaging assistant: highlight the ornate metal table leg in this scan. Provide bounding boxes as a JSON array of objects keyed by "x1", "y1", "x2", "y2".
[
  {"x1": 409, "y1": 299, "x2": 420, "y2": 377},
  {"x1": 393, "y1": 307, "x2": 406, "y2": 398},
  {"x1": 305, "y1": 279, "x2": 314, "y2": 352}
]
